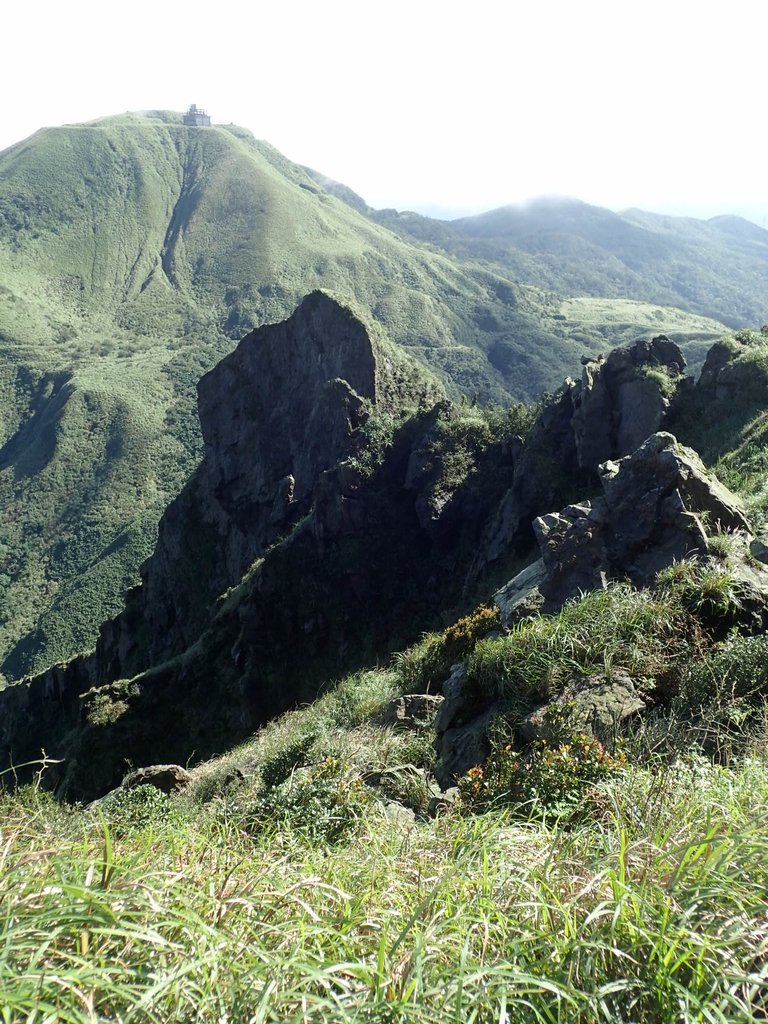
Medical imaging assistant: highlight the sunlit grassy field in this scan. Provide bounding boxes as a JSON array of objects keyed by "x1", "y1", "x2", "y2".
[{"x1": 2, "y1": 752, "x2": 767, "y2": 1023}]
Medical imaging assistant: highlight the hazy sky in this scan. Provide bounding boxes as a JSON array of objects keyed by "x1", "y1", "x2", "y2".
[{"x1": 3, "y1": 0, "x2": 766, "y2": 221}]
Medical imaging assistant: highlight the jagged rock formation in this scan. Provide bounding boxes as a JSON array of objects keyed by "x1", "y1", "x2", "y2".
[
  {"x1": 97, "y1": 291, "x2": 409, "y2": 682},
  {"x1": 0, "y1": 295, "x2": 510, "y2": 798},
  {"x1": 436, "y1": 432, "x2": 768, "y2": 784},
  {"x1": 479, "y1": 334, "x2": 687, "y2": 569},
  {"x1": 493, "y1": 430, "x2": 754, "y2": 623},
  {"x1": 533, "y1": 432, "x2": 750, "y2": 610},
  {"x1": 0, "y1": 316, "x2": 726, "y2": 800},
  {"x1": 571, "y1": 336, "x2": 687, "y2": 469}
]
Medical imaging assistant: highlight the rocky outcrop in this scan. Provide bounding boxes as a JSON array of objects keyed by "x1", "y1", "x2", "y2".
[
  {"x1": 478, "y1": 335, "x2": 687, "y2": 571},
  {"x1": 489, "y1": 430, "x2": 755, "y2": 622},
  {"x1": 571, "y1": 335, "x2": 686, "y2": 470},
  {"x1": 121, "y1": 764, "x2": 191, "y2": 794},
  {"x1": 383, "y1": 694, "x2": 444, "y2": 729},
  {"x1": 490, "y1": 431, "x2": 753, "y2": 620},
  {"x1": 533, "y1": 432, "x2": 750, "y2": 609},
  {"x1": 697, "y1": 336, "x2": 768, "y2": 403},
  {"x1": 519, "y1": 671, "x2": 646, "y2": 745},
  {"x1": 97, "y1": 291, "x2": 389, "y2": 682},
  {"x1": 434, "y1": 431, "x2": 764, "y2": 785}
]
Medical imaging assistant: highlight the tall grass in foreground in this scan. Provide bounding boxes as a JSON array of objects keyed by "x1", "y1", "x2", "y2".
[{"x1": 1, "y1": 756, "x2": 767, "y2": 1022}]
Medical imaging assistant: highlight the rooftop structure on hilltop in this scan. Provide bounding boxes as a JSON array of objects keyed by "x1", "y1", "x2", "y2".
[{"x1": 183, "y1": 104, "x2": 211, "y2": 127}]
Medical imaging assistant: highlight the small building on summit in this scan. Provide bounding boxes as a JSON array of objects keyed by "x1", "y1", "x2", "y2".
[{"x1": 183, "y1": 104, "x2": 211, "y2": 127}]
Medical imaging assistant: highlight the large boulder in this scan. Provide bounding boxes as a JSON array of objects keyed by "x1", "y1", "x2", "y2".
[
  {"x1": 533, "y1": 432, "x2": 751, "y2": 609},
  {"x1": 383, "y1": 694, "x2": 444, "y2": 729},
  {"x1": 520, "y1": 670, "x2": 646, "y2": 745},
  {"x1": 121, "y1": 764, "x2": 192, "y2": 794},
  {"x1": 434, "y1": 663, "x2": 500, "y2": 786}
]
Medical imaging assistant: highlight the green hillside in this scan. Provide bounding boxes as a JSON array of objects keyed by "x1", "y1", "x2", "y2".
[
  {"x1": 0, "y1": 112, "x2": 582, "y2": 401},
  {"x1": 0, "y1": 112, "x2": 553, "y2": 680}
]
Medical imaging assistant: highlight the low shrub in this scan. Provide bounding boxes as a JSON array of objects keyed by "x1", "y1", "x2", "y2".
[
  {"x1": 458, "y1": 728, "x2": 627, "y2": 816},
  {"x1": 655, "y1": 559, "x2": 744, "y2": 634},
  {"x1": 259, "y1": 733, "x2": 317, "y2": 790},
  {"x1": 241, "y1": 757, "x2": 370, "y2": 844},
  {"x1": 672, "y1": 634, "x2": 768, "y2": 760},
  {"x1": 706, "y1": 529, "x2": 739, "y2": 562},
  {"x1": 681, "y1": 633, "x2": 768, "y2": 708},
  {"x1": 367, "y1": 765, "x2": 435, "y2": 814},
  {"x1": 395, "y1": 604, "x2": 500, "y2": 692},
  {"x1": 97, "y1": 785, "x2": 185, "y2": 836}
]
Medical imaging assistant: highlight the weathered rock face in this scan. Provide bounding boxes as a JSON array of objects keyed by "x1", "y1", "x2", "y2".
[
  {"x1": 697, "y1": 337, "x2": 768, "y2": 403},
  {"x1": 477, "y1": 335, "x2": 687, "y2": 573},
  {"x1": 519, "y1": 671, "x2": 646, "y2": 745},
  {"x1": 97, "y1": 292, "x2": 384, "y2": 682},
  {"x1": 492, "y1": 559, "x2": 546, "y2": 626},
  {"x1": 572, "y1": 335, "x2": 686, "y2": 471},
  {"x1": 533, "y1": 432, "x2": 750, "y2": 609}
]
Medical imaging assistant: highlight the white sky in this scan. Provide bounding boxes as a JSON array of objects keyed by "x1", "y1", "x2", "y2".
[{"x1": 2, "y1": 0, "x2": 766, "y2": 222}]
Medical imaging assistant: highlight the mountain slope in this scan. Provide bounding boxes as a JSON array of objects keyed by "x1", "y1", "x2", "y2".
[
  {"x1": 0, "y1": 112, "x2": 561, "y2": 681},
  {"x1": 0, "y1": 112, "x2": 579, "y2": 400}
]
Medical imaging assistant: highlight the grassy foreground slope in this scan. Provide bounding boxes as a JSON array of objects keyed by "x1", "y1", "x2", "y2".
[{"x1": 3, "y1": 567, "x2": 768, "y2": 1022}]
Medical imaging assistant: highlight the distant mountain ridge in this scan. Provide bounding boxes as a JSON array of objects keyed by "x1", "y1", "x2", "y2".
[{"x1": 372, "y1": 197, "x2": 768, "y2": 328}]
